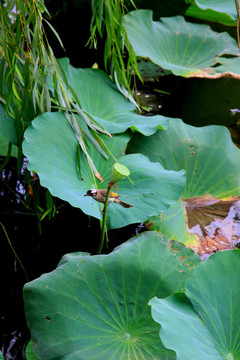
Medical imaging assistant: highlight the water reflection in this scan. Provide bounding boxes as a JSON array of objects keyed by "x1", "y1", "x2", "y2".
[
  {"x1": 1, "y1": 331, "x2": 28, "y2": 360},
  {"x1": 184, "y1": 195, "x2": 240, "y2": 259},
  {"x1": 0, "y1": 157, "x2": 28, "y2": 207}
]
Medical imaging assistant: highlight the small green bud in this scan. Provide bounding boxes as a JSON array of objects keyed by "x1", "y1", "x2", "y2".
[{"x1": 110, "y1": 162, "x2": 130, "y2": 184}]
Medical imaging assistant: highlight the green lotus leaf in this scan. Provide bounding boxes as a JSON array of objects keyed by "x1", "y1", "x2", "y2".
[
  {"x1": 185, "y1": 6, "x2": 236, "y2": 26},
  {"x1": 127, "y1": 118, "x2": 240, "y2": 245},
  {"x1": 185, "y1": 0, "x2": 237, "y2": 26},
  {"x1": 22, "y1": 112, "x2": 185, "y2": 229},
  {"x1": 24, "y1": 231, "x2": 200, "y2": 360},
  {"x1": 124, "y1": 10, "x2": 239, "y2": 77},
  {"x1": 25, "y1": 340, "x2": 40, "y2": 360},
  {"x1": 51, "y1": 58, "x2": 169, "y2": 136},
  {"x1": 149, "y1": 249, "x2": 240, "y2": 360},
  {"x1": 213, "y1": 57, "x2": 240, "y2": 75},
  {"x1": 187, "y1": 0, "x2": 237, "y2": 20}
]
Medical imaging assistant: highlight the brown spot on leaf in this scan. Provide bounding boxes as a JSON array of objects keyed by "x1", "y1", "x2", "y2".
[{"x1": 145, "y1": 221, "x2": 153, "y2": 230}]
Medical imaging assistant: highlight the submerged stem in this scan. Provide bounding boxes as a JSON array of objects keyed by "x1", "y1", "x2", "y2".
[{"x1": 1, "y1": 222, "x2": 28, "y2": 281}]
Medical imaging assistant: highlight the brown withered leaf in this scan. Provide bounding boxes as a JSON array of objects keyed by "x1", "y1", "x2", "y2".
[
  {"x1": 95, "y1": 171, "x2": 104, "y2": 183},
  {"x1": 188, "y1": 71, "x2": 240, "y2": 80},
  {"x1": 183, "y1": 195, "x2": 240, "y2": 258}
]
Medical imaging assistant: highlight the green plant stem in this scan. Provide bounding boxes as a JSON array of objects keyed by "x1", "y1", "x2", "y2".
[
  {"x1": 98, "y1": 183, "x2": 113, "y2": 254},
  {"x1": 0, "y1": 222, "x2": 28, "y2": 281}
]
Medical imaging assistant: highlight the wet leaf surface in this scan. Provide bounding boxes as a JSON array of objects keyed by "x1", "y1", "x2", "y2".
[
  {"x1": 124, "y1": 10, "x2": 239, "y2": 77},
  {"x1": 128, "y1": 119, "x2": 240, "y2": 256},
  {"x1": 24, "y1": 232, "x2": 200, "y2": 360},
  {"x1": 23, "y1": 112, "x2": 185, "y2": 230},
  {"x1": 150, "y1": 250, "x2": 240, "y2": 360},
  {"x1": 49, "y1": 58, "x2": 169, "y2": 136},
  {"x1": 183, "y1": 195, "x2": 240, "y2": 258}
]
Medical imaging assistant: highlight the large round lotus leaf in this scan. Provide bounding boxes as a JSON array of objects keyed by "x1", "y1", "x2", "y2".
[
  {"x1": 124, "y1": 10, "x2": 239, "y2": 77},
  {"x1": 22, "y1": 112, "x2": 185, "y2": 229},
  {"x1": 128, "y1": 118, "x2": 240, "y2": 246},
  {"x1": 24, "y1": 231, "x2": 200, "y2": 360},
  {"x1": 50, "y1": 58, "x2": 168, "y2": 136},
  {"x1": 185, "y1": 0, "x2": 237, "y2": 26},
  {"x1": 150, "y1": 249, "x2": 240, "y2": 360},
  {"x1": 192, "y1": 0, "x2": 237, "y2": 20}
]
